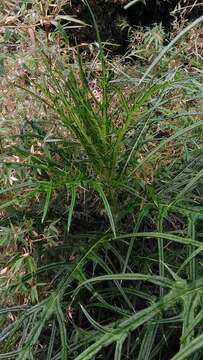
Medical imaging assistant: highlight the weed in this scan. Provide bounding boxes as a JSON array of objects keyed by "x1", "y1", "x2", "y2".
[{"x1": 0, "y1": 4, "x2": 203, "y2": 360}]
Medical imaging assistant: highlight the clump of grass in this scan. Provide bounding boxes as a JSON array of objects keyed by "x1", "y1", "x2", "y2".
[{"x1": 0, "y1": 6, "x2": 203, "y2": 359}]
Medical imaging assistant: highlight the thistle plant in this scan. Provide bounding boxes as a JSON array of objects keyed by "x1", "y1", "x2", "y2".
[{"x1": 0, "y1": 6, "x2": 203, "y2": 360}]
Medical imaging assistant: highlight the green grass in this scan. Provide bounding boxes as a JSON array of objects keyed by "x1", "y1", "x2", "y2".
[{"x1": 0, "y1": 8, "x2": 203, "y2": 360}]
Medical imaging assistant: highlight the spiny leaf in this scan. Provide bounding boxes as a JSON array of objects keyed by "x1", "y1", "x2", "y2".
[{"x1": 75, "y1": 273, "x2": 174, "y2": 296}]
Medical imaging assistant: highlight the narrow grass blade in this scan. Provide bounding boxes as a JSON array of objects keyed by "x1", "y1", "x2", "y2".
[
  {"x1": 67, "y1": 185, "x2": 77, "y2": 233},
  {"x1": 95, "y1": 184, "x2": 116, "y2": 237},
  {"x1": 74, "y1": 288, "x2": 182, "y2": 360},
  {"x1": 80, "y1": 304, "x2": 114, "y2": 334},
  {"x1": 174, "y1": 169, "x2": 203, "y2": 205},
  {"x1": 171, "y1": 332, "x2": 203, "y2": 360},
  {"x1": 111, "y1": 82, "x2": 169, "y2": 179},
  {"x1": 41, "y1": 181, "x2": 52, "y2": 223},
  {"x1": 74, "y1": 273, "x2": 174, "y2": 296},
  {"x1": 124, "y1": 0, "x2": 145, "y2": 10},
  {"x1": 181, "y1": 308, "x2": 203, "y2": 344},
  {"x1": 177, "y1": 246, "x2": 203, "y2": 275},
  {"x1": 15, "y1": 84, "x2": 53, "y2": 108},
  {"x1": 122, "y1": 205, "x2": 150, "y2": 275},
  {"x1": 140, "y1": 15, "x2": 203, "y2": 83},
  {"x1": 56, "y1": 300, "x2": 69, "y2": 360},
  {"x1": 114, "y1": 335, "x2": 127, "y2": 360},
  {"x1": 120, "y1": 115, "x2": 150, "y2": 176},
  {"x1": 0, "y1": 181, "x2": 37, "y2": 196},
  {"x1": 90, "y1": 252, "x2": 135, "y2": 311},
  {"x1": 115, "y1": 232, "x2": 203, "y2": 248},
  {"x1": 137, "y1": 321, "x2": 158, "y2": 360},
  {"x1": 47, "y1": 320, "x2": 56, "y2": 360},
  {"x1": 0, "y1": 350, "x2": 24, "y2": 359},
  {"x1": 149, "y1": 329, "x2": 174, "y2": 360},
  {"x1": 15, "y1": 295, "x2": 58, "y2": 360},
  {"x1": 187, "y1": 214, "x2": 196, "y2": 281},
  {"x1": 157, "y1": 206, "x2": 167, "y2": 296},
  {"x1": 181, "y1": 293, "x2": 199, "y2": 349},
  {"x1": 131, "y1": 121, "x2": 203, "y2": 175}
]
